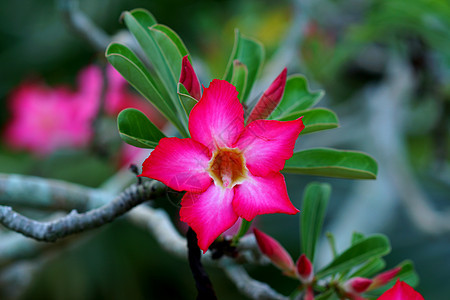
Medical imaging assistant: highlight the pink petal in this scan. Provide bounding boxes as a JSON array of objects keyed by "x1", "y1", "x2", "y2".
[
  {"x1": 189, "y1": 79, "x2": 244, "y2": 151},
  {"x1": 180, "y1": 184, "x2": 238, "y2": 252},
  {"x1": 235, "y1": 118, "x2": 305, "y2": 177},
  {"x1": 378, "y1": 280, "x2": 424, "y2": 300},
  {"x1": 180, "y1": 55, "x2": 202, "y2": 100},
  {"x1": 253, "y1": 228, "x2": 295, "y2": 273},
  {"x1": 247, "y1": 68, "x2": 287, "y2": 123},
  {"x1": 140, "y1": 137, "x2": 212, "y2": 192},
  {"x1": 233, "y1": 172, "x2": 299, "y2": 221}
]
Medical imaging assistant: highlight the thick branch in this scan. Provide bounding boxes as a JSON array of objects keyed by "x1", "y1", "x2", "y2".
[{"x1": 0, "y1": 181, "x2": 164, "y2": 242}]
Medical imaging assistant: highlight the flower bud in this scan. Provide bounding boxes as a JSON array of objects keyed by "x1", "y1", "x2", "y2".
[
  {"x1": 344, "y1": 277, "x2": 373, "y2": 295},
  {"x1": 247, "y1": 68, "x2": 287, "y2": 123},
  {"x1": 368, "y1": 267, "x2": 401, "y2": 290},
  {"x1": 296, "y1": 254, "x2": 314, "y2": 284},
  {"x1": 253, "y1": 228, "x2": 295, "y2": 274},
  {"x1": 378, "y1": 279, "x2": 424, "y2": 300},
  {"x1": 305, "y1": 286, "x2": 315, "y2": 300},
  {"x1": 180, "y1": 55, "x2": 201, "y2": 100}
]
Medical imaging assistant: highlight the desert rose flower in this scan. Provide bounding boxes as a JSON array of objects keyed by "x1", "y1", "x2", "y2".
[
  {"x1": 140, "y1": 79, "x2": 304, "y2": 252},
  {"x1": 378, "y1": 280, "x2": 424, "y2": 300}
]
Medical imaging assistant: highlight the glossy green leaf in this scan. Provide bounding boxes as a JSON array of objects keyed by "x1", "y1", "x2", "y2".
[
  {"x1": 230, "y1": 60, "x2": 248, "y2": 103},
  {"x1": 152, "y1": 24, "x2": 189, "y2": 59},
  {"x1": 223, "y1": 29, "x2": 264, "y2": 102},
  {"x1": 350, "y1": 257, "x2": 386, "y2": 278},
  {"x1": 270, "y1": 75, "x2": 324, "y2": 120},
  {"x1": 117, "y1": 108, "x2": 166, "y2": 148},
  {"x1": 178, "y1": 83, "x2": 198, "y2": 118},
  {"x1": 150, "y1": 25, "x2": 184, "y2": 84},
  {"x1": 283, "y1": 148, "x2": 378, "y2": 179},
  {"x1": 278, "y1": 108, "x2": 339, "y2": 135},
  {"x1": 106, "y1": 43, "x2": 180, "y2": 127},
  {"x1": 315, "y1": 290, "x2": 338, "y2": 300},
  {"x1": 301, "y1": 182, "x2": 331, "y2": 262},
  {"x1": 122, "y1": 10, "x2": 178, "y2": 107},
  {"x1": 316, "y1": 235, "x2": 391, "y2": 279}
]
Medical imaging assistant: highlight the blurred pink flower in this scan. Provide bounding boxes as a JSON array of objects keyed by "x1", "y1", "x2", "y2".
[
  {"x1": 3, "y1": 68, "x2": 99, "y2": 156},
  {"x1": 3, "y1": 64, "x2": 165, "y2": 158}
]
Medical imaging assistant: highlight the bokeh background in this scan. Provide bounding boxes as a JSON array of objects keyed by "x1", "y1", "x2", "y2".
[{"x1": 0, "y1": 0, "x2": 449, "y2": 299}]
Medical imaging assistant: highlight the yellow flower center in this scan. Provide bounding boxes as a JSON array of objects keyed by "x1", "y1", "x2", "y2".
[{"x1": 208, "y1": 148, "x2": 248, "y2": 189}]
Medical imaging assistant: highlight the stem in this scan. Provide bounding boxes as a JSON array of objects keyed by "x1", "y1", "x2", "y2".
[{"x1": 187, "y1": 227, "x2": 217, "y2": 300}]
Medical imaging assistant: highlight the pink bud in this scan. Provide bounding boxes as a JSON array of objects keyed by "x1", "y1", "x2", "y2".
[
  {"x1": 247, "y1": 68, "x2": 287, "y2": 123},
  {"x1": 369, "y1": 267, "x2": 401, "y2": 290},
  {"x1": 253, "y1": 228, "x2": 295, "y2": 274},
  {"x1": 305, "y1": 286, "x2": 315, "y2": 300},
  {"x1": 179, "y1": 55, "x2": 201, "y2": 100},
  {"x1": 344, "y1": 277, "x2": 373, "y2": 295},
  {"x1": 378, "y1": 280, "x2": 424, "y2": 300},
  {"x1": 296, "y1": 254, "x2": 314, "y2": 283}
]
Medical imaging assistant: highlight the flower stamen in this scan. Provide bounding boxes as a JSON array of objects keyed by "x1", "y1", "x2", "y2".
[{"x1": 208, "y1": 148, "x2": 248, "y2": 189}]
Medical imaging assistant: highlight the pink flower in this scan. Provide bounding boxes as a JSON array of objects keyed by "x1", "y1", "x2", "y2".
[
  {"x1": 140, "y1": 79, "x2": 304, "y2": 252},
  {"x1": 253, "y1": 228, "x2": 295, "y2": 274},
  {"x1": 378, "y1": 280, "x2": 424, "y2": 300},
  {"x1": 3, "y1": 73, "x2": 99, "y2": 156}
]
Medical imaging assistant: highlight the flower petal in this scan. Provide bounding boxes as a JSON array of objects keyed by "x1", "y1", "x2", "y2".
[
  {"x1": 378, "y1": 280, "x2": 424, "y2": 300},
  {"x1": 189, "y1": 79, "x2": 244, "y2": 151},
  {"x1": 140, "y1": 137, "x2": 212, "y2": 192},
  {"x1": 233, "y1": 172, "x2": 299, "y2": 221},
  {"x1": 235, "y1": 118, "x2": 304, "y2": 176},
  {"x1": 180, "y1": 185, "x2": 238, "y2": 252}
]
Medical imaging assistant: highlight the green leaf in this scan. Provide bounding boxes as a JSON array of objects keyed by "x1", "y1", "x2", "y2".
[
  {"x1": 350, "y1": 258, "x2": 386, "y2": 278},
  {"x1": 223, "y1": 29, "x2": 264, "y2": 102},
  {"x1": 326, "y1": 232, "x2": 338, "y2": 259},
  {"x1": 117, "y1": 108, "x2": 166, "y2": 148},
  {"x1": 278, "y1": 108, "x2": 339, "y2": 135},
  {"x1": 123, "y1": 9, "x2": 176, "y2": 92},
  {"x1": 315, "y1": 290, "x2": 338, "y2": 300},
  {"x1": 177, "y1": 83, "x2": 198, "y2": 118},
  {"x1": 316, "y1": 235, "x2": 391, "y2": 279},
  {"x1": 230, "y1": 60, "x2": 248, "y2": 102},
  {"x1": 149, "y1": 24, "x2": 185, "y2": 84},
  {"x1": 283, "y1": 148, "x2": 378, "y2": 179},
  {"x1": 301, "y1": 182, "x2": 331, "y2": 262},
  {"x1": 106, "y1": 43, "x2": 180, "y2": 128},
  {"x1": 270, "y1": 75, "x2": 324, "y2": 120},
  {"x1": 351, "y1": 232, "x2": 365, "y2": 245},
  {"x1": 151, "y1": 24, "x2": 189, "y2": 59},
  {"x1": 232, "y1": 219, "x2": 253, "y2": 245}
]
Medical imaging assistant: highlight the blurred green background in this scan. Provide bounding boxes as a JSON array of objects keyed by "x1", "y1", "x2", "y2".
[{"x1": 0, "y1": 0, "x2": 449, "y2": 299}]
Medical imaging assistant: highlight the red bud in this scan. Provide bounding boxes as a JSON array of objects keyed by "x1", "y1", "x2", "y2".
[
  {"x1": 180, "y1": 55, "x2": 201, "y2": 100},
  {"x1": 253, "y1": 228, "x2": 295, "y2": 274},
  {"x1": 369, "y1": 267, "x2": 401, "y2": 290},
  {"x1": 344, "y1": 277, "x2": 373, "y2": 295},
  {"x1": 296, "y1": 254, "x2": 314, "y2": 283},
  {"x1": 305, "y1": 286, "x2": 315, "y2": 300},
  {"x1": 247, "y1": 68, "x2": 287, "y2": 123}
]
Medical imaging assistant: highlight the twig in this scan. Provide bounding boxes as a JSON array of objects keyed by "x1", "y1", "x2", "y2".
[
  {"x1": 0, "y1": 180, "x2": 164, "y2": 242},
  {"x1": 58, "y1": 0, "x2": 110, "y2": 52},
  {"x1": 220, "y1": 259, "x2": 289, "y2": 300}
]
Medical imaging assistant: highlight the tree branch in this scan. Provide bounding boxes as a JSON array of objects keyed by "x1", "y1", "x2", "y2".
[{"x1": 0, "y1": 180, "x2": 164, "y2": 242}]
